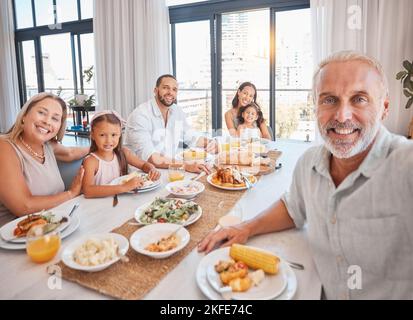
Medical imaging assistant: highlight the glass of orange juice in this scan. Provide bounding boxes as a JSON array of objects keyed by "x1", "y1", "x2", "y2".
[
  {"x1": 168, "y1": 163, "x2": 185, "y2": 182},
  {"x1": 26, "y1": 225, "x2": 61, "y2": 263}
]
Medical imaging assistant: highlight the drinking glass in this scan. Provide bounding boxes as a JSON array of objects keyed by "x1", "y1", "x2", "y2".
[
  {"x1": 168, "y1": 164, "x2": 185, "y2": 182},
  {"x1": 26, "y1": 225, "x2": 61, "y2": 263}
]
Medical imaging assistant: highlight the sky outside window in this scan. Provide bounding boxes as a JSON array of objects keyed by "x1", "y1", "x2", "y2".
[
  {"x1": 56, "y1": 0, "x2": 78, "y2": 23},
  {"x1": 80, "y1": 0, "x2": 93, "y2": 19},
  {"x1": 14, "y1": 0, "x2": 33, "y2": 29},
  {"x1": 35, "y1": 0, "x2": 54, "y2": 26}
]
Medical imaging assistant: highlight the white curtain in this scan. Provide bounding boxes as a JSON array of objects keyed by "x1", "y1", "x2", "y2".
[
  {"x1": 94, "y1": 0, "x2": 171, "y2": 118},
  {"x1": 0, "y1": 0, "x2": 20, "y2": 133},
  {"x1": 311, "y1": 0, "x2": 413, "y2": 137}
]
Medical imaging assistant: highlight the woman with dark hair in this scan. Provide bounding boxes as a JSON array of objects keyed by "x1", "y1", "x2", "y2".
[
  {"x1": 0, "y1": 93, "x2": 89, "y2": 225},
  {"x1": 224, "y1": 82, "x2": 271, "y2": 139}
]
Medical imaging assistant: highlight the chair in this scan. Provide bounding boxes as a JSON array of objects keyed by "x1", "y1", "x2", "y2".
[{"x1": 57, "y1": 158, "x2": 83, "y2": 190}]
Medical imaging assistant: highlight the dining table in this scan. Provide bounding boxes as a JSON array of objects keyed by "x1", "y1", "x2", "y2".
[{"x1": 0, "y1": 140, "x2": 322, "y2": 300}]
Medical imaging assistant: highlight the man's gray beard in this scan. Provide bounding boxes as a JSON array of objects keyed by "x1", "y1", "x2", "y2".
[{"x1": 318, "y1": 118, "x2": 381, "y2": 159}]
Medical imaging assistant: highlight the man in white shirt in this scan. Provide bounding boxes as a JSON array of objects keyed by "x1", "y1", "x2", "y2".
[
  {"x1": 125, "y1": 74, "x2": 217, "y2": 173},
  {"x1": 198, "y1": 51, "x2": 413, "y2": 299}
]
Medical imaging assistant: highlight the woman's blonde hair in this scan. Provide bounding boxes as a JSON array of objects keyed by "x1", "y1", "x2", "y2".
[
  {"x1": 3, "y1": 92, "x2": 68, "y2": 143},
  {"x1": 312, "y1": 50, "x2": 389, "y2": 103}
]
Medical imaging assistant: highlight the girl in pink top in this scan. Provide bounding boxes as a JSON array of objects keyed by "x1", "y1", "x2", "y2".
[{"x1": 82, "y1": 111, "x2": 160, "y2": 198}]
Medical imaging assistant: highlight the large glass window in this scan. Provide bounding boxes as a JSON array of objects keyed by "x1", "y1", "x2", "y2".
[
  {"x1": 21, "y1": 41, "x2": 38, "y2": 99},
  {"x1": 221, "y1": 9, "x2": 270, "y2": 131},
  {"x1": 41, "y1": 33, "x2": 74, "y2": 101},
  {"x1": 14, "y1": 0, "x2": 34, "y2": 29},
  {"x1": 34, "y1": 0, "x2": 54, "y2": 27},
  {"x1": 175, "y1": 20, "x2": 212, "y2": 133},
  {"x1": 171, "y1": 1, "x2": 313, "y2": 141},
  {"x1": 56, "y1": 0, "x2": 78, "y2": 23},
  {"x1": 275, "y1": 9, "x2": 314, "y2": 141},
  {"x1": 14, "y1": 0, "x2": 94, "y2": 106}
]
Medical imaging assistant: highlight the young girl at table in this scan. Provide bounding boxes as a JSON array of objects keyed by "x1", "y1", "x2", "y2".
[
  {"x1": 236, "y1": 102, "x2": 267, "y2": 140},
  {"x1": 82, "y1": 111, "x2": 160, "y2": 198}
]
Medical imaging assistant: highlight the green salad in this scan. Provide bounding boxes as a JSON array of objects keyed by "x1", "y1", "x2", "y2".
[{"x1": 139, "y1": 198, "x2": 200, "y2": 224}]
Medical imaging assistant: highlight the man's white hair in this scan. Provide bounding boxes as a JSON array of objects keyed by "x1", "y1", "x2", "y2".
[{"x1": 312, "y1": 50, "x2": 389, "y2": 102}]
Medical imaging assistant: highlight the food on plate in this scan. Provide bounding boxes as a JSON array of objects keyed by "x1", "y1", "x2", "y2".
[
  {"x1": 13, "y1": 211, "x2": 59, "y2": 238},
  {"x1": 169, "y1": 182, "x2": 203, "y2": 195},
  {"x1": 182, "y1": 149, "x2": 207, "y2": 160},
  {"x1": 145, "y1": 234, "x2": 180, "y2": 252},
  {"x1": 216, "y1": 260, "x2": 249, "y2": 285},
  {"x1": 230, "y1": 243, "x2": 280, "y2": 275},
  {"x1": 139, "y1": 198, "x2": 200, "y2": 224},
  {"x1": 211, "y1": 166, "x2": 256, "y2": 187},
  {"x1": 249, "y1": 269, "x2": 265, "y2": 286},
  {"x1": 214, "y1": 259, "x2": 265, "y2": 292},
  {"x1": 121, "y1": 171, "x2": 153, "y2": 188},
  {"x1": 73, "y1": 237, "x2": 119, "y2": 266}
]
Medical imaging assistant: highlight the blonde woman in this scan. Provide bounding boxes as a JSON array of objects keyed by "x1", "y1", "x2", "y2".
[{"x1": 0, "y1": 93, "x2": 89, "y2": 225}]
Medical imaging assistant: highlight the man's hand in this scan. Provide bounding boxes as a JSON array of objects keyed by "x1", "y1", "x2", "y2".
[
  {"x1": 206, "y1": 139, "x2": 218, "y2": 154},
  {"x1": 198, "y1": 223, "x2": 251, "y2": 254},
  {"x1": 184, "y1": 162, "x2": 212, "y2": 174}
]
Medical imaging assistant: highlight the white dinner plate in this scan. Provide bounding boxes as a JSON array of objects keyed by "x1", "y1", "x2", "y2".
[
  {"x1": 0, "y1": 209, "x2": 71, "y2": 244},
  {"x1": 0, "y1": 213, "x2": 80, "y2": 250},
  {"x1": 206, "y1": 172, "x2": 257, "y2": 191},
  {"x1": 196, "y1": 247, "x2": 297, "y2": 300},
  {"x1": 110, "y1": 172, "x2": 161, "y2": 194},
  {"x1": 134, "y1": 198, "x2": 202, "y2": 226},
  {"x1": 130, "y1": 223, "x2": 190, "y2": 259},
  {"x1": 61, "y1": 233, "x2": 129, "y2": 272}
]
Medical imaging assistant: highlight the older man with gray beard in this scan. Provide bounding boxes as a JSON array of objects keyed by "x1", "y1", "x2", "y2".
[{"x1": 198, "y1": 51, "x2": 413, "y2": 299}]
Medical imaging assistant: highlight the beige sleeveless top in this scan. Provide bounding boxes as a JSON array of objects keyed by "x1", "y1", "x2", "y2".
[
  {"x1": 89, "y1": 153, "x2": 121, "y2": 185},
  {"x1": 0, "y1": 140, "x2": 65, "y2": 226}
]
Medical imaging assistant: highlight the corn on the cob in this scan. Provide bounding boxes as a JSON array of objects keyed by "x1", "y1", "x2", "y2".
[{"x1": 229, "y1": 244, "x2": 280, "y2": 274}]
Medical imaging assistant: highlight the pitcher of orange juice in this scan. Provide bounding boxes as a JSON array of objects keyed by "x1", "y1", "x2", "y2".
[{"x1": 26, "y1": 225, "x2": 61, "y2": 263}]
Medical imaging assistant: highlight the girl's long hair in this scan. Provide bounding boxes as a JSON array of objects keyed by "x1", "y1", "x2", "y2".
[
  {"x1": 231, "y1": 82, "x2": 257, "y2": 108},
  {"x1": 237, "y1": 102, "x2": 265, "y2": 126},
  {"x1": 89, "y1": 114, "x2": 128, "y2": 175},
  {"x1": 2, "y1": 92, "x2": 67, "y2": 143}
]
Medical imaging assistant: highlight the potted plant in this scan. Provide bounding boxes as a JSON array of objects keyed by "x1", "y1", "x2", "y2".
[
  {"x1": 396, "y1": 60, "x2": 413, "y2": 138},
  {"x1": 74, "y1": 66, "x2": 94, "y2": 107}
]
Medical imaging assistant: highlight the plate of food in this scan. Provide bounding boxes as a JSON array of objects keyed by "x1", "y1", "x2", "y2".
[
  {"x1": 134, "y1": 198, "x2": 202, "y2": 226},
  {"x1": 207, "y1": 166, "x2": 257, "y2": 191},
  {"x1": 176, "y1": 148, "x2": 214, "y2": 162},
  {"x1": 0, "y1": 210, "x2": 71, "y2": 244},
  {"x1": 110, "y1": 170, "x2": 161, "y2": 193},
  {"x1": 196, "y1": 244, "x2": 295, "y2": 300},
  {"x1": 165, "y1": 180, "x2": 205, "y2": 199},
  {"x1": 61, "y1": 233, "x2": 129, "y2": 272},
  {"x1": 130, "y1": 223, "x2": 190, "y2": 259}
]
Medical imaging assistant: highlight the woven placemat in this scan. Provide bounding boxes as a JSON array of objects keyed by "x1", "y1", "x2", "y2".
[{"x1": 56, "y1": 175, "x2": 252, "y2": 300}]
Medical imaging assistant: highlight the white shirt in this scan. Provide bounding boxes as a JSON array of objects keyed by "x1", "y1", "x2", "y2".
[
  {"x1": 282, "y1": 126, "x2": 413, "y2": 299},
  {"x1": 124, "y1": 99, "x2": 200, "y2": 161}
]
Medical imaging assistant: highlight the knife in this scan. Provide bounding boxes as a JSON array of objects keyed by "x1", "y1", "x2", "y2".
[{"x1": 113, "y1": 194, "x2": 119, "y2": 207}]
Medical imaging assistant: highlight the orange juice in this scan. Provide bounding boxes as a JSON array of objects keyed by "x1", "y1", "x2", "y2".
[
  {"x1": 220, "y1": 143, "x2": 230, "y2": 152},
  {"x1": 26, "y1": 234, "x2": 61, "y2": 263},
  {"x1": 169, "y1": 172, "x2": 185, "y2": 182}
]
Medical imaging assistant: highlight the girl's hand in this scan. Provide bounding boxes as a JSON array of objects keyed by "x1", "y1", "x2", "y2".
[
  {"x1": 148, "y1": 169, "x2": 161, "y2": 181},
  {"x1": 122, "y1": 177, "x2": 144, "y2": 192},
  {"x1": 69, "y1": 166, "x2": 85, "y2": 197}
]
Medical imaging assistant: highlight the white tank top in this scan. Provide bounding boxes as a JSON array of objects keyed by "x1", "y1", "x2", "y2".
[{"x1": 90, "y1": 153, "x2": 121, "y2": 185}]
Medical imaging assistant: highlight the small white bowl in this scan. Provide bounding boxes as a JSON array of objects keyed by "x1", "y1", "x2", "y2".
[
  {"x1": 165, "y1": 180, "x2": 205, "y2": 199},
  {"x1": 130, "y1": 223, "x2": 190, "y2": 259},
  {"x1": 61, "y1": 233, "x2": 129, "y2": 272}
]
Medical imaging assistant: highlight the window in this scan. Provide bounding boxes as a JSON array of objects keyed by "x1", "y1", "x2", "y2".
[
  {"x1": 221, "y1": 9, "x2": 270, "y2": 129},
  {"x1": 275, "y1": 9, "x2": 314, "y2": 141},
  {"x1": 14, "y1": 0, "x2": 94, "y2": 107},
  {"x1": 175, "y1": 20, "x2": 212, "y2": 133},
  {"x1": 167, "y1": 0, "x2": 209, "y2": 6},
  {"x1": 170, "y1": 0, "x2": 314, "y2": 141}
]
